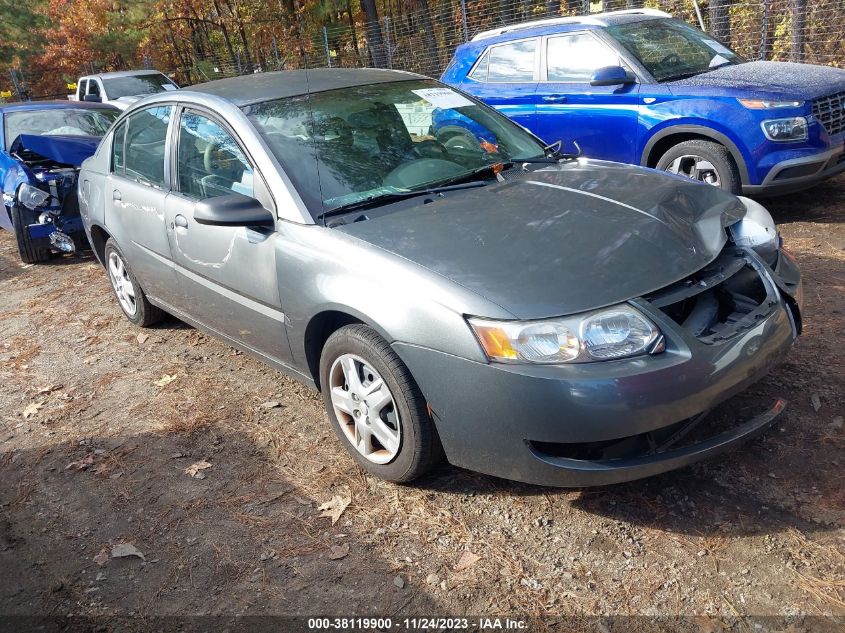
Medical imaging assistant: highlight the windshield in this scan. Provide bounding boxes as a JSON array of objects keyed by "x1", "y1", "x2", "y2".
[
  {"x1": 5, "y1": 108, "x2": 119, "y2": 150},
  {"x1": 243, "y1": 79, "x2": 546, "y2": 216},
  {"x1": 606, "y1": 18, "x2": 744, "y2": 82},
  {"x1": 103, "y1": 73, "x2": 178, "y2": 98}
]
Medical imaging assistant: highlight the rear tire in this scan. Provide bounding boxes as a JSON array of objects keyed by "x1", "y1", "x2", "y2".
[
  {"x1": 656, "y1": 140, "x2": 741, "y2": 194},
  {"x1": 104, "y1": 238, "x2": 163, "y2": 327},
  {"x1": 9, "y1": 205, "x2": 50, "y2": 264},
  {"x1": 319, "y1": 324, "x2": 443, "y2": 483}
]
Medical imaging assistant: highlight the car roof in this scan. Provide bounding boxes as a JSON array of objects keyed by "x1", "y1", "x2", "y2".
[
  {"x1": 470, "y1": 8, "x2": 670, "y2": 43},
  {"x1": 0, "y1": 100, "x2": 120, "y2": 113},
  {"x1": 81, "y1": 70, "x2": 166, "y2": 80},
  {"x1": 188, "y1": 68, "x2": 427, "y2": 106}
]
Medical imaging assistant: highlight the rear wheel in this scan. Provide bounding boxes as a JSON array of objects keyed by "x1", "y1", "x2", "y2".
[
  {"x1": 320, "y1": 324, "x2": 442, "y2": 482},
  {"x1": 104, "y1": 238, "x2": 163, "y2": 327},
  {"x1": 656, "y1": 140, "x2": 741, "y2": 194},
  {"x1": 9, "y1": 205, "x2": 50, "y2": 264}
]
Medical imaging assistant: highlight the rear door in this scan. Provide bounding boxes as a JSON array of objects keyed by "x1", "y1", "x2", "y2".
[
  {"x1": 104, "y1": 104, "x2": 179, "y2": 303},
  {"x1": 464, "y1": 37, "x2": 539, "y2": 131},
  {"x1": 162, "y1": 107, "x2": 290, "y2": 363},
  {"x1": 534, "y1": 31, "x2": 640, "y2": 162}
]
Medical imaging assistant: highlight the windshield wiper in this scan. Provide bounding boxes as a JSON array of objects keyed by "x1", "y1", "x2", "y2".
[{"x1": 316, "y1": 180, "x2": 490, "y2": 224}]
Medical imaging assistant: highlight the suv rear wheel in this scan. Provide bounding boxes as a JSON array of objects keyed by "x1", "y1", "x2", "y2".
[{"x1": 656, "y1": 140, "x2": 741, "y2": 194}]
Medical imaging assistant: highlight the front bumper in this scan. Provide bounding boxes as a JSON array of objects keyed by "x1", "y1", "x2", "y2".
[
  {"x1": 394, "y1": 250, "x2": 802, "y2": 487},
  {"x1": 744, "y1": 141, "x2": 845, "y2": 196}
]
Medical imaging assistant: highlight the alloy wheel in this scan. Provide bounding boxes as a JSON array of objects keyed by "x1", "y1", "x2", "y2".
[
  {"x1": 328, "y1": 353, "x2": 401, "y2": 464},
  {"x1": 665, "y1": 155, "x2": 722, "y2": 186},
  {"x1": 107, "y1": 251, "x2": 137, "y2": 317}
]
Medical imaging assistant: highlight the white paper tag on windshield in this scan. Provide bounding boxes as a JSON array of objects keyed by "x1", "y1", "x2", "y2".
[
  {"x1": 162, "y1": 84, "x2": 177, "y2": 91},
  {"x1": 702, "y1": 39, "x2": 733, "y2": 56},
  {"x1": 412, "y1": 88, "x2": 473, "y2": 109}
]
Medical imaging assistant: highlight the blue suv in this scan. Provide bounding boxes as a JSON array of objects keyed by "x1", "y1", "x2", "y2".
[{"x1": 440, "y1": 9, "x2": 845, "y2": 195}]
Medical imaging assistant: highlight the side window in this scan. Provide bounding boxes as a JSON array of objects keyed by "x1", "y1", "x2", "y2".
[
  {"x1": 111, "y1": 120, "x2": 126, "y2": 174},
  {"x1": 88, "y1": 80, "x2": 101, "y2": 97},
  {"x1": 546, "y1": 33, "x2": 621, "y2": 82},
  {"x1": 124, "y1": 105, "x2": 170, "y2": 188},
  {"x1": 78, "y1": 79, "x2": 87, "y2": 97},
  {"x1": 468, "y1": 49, "x2": 490, "y2": 81},
  {"x1": 176, "y1": 110, "x2": 254, "y2": 200},
  {"x1": 487, "y1": 39, "x2": 537, "y2": 83}
]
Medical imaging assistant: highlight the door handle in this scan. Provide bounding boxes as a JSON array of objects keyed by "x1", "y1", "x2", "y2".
[
  {"x1": 112, "y1": 189, "x2": 121, "y2": 201},
  {"x1": 174, "y1": 214, "x2": 189, "y2": 229},
  {"x1": 542, "y1": 95, "x2": 567, "y2": 103}
]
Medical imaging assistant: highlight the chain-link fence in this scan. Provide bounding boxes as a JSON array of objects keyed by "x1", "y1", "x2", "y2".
[{"x1": 4, "y1": 0, "x2": 844, "y2": 100}]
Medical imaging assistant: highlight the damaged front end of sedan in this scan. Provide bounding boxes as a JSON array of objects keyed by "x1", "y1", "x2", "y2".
[{"x1": 4, "y1": 134, "x2": 100, "y2": 257}]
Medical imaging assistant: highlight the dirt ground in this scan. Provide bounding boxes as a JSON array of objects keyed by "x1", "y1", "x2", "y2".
[{"x1": 0, "y1": 176, "x2": 843, "y2": 632}]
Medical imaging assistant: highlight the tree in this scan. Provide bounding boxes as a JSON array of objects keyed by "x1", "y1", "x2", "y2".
[{"x1": 360, "y1": 0, "x2": 387, "y2": 67}]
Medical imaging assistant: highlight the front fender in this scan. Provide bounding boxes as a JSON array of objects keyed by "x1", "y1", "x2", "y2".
[{"x1": 274, "y1": 223, "x2": 509, "y2": 376}]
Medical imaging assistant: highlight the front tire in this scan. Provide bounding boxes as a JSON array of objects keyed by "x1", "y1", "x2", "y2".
[
  {"x1": 104, "y1": 238, "x2": 163, "y2": 327},
  {"x1": 319, "y1": 324, "x2": 442, "y2": 483},
  {"x1": 656, "y1": 139, "x2": 741, "y2": 194},
  {"x1": 9, "y1": 205, "x2": 50, "y2": 264}
]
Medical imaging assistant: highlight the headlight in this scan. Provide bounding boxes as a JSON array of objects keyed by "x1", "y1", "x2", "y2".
[
  {"x1": 738, "y1": 98, "x2": 804, "y2": 109},
  {"x1": 761, "y1": 117, "x2": 807, "y2": 142},
  {"x1": 730, "y1": 197, "x2": 781, "y2": 265},
  {"x1": 467, "y1": 305, "x2": 660, "y2": 364},
  {"x1": 18, "y1": 183, "x2": 51, "y2": 210}
]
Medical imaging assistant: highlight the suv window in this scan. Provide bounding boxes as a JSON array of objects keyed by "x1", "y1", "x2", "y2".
[
  {"x1": 111, "y1": 120, "x2": 127, "y2": 174},
  {"x1": 124, "y1": 105, "x2": 171, "y2": 188},
  {"x1": 78, "y1": 79, "x2": 87, "y2": 97},
  {"x1": 88, "y1": 80, "x2": 100, "y2": 97},
  {"x1": 546, "y1": 33, "x2": 621, "y2": 82},
  {"x1": 176, "y1": 110, "x2": 254, "y2": 200},
  {"x1": 477, "y1": 39, "x2": 537, "y2": 83}
]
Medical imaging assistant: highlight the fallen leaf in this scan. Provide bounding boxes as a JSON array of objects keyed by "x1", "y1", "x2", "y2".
[
  {"x1": 259, "y1": 401, "x2": 282, "y2": 409},
  {"x1": 318, "y1": 495, "x2": 351, "y2": 525},
  {"x1": 184, "y1": 460, "x2": 212, "y2": 478},
  {"x1": 136, "y1": 333, "x2": 149, "y2": 345},
  {"x1": 328, "y1": 543, "x2": 350, "y2": 560},
  {"x1": 154, "y1": 374, "x2": 178, "y2": 387},
  {"x1": 111, "y1": 543, "x2": 145, "y2": 561},
  {"x1": 455, "y1": 551, "x2": 481, "y2": 572},
  {"x1": 393, "y1": 575, "x2": 405, "y2": 589},
  {"x1": 65, "y1": 454, "x2": 95, "y2": 471},
  {"x1": 93, "y1": 547, "x2": 109, "y2": 566},
  {"x1": 22, "y1": 401, "x2": 45, "y2": 418},
  {"x1": 811, "y1": 393, "x2": 821, "y2": 412},
  {"x1": 691, "y1": 616, "x2": 725, "y2": 633},
  {"x1": 37, "y1": 384, "x2": 63, "y2": 395}
]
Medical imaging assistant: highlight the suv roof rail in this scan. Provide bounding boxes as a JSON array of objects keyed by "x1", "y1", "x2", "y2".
[{"x1": 470, "y1": 8, "x2": 671, "y2": 42}]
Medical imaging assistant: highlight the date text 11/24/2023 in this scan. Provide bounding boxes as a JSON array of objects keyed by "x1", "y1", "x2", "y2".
[{"x1": 307, "y1": 617, "x2": 528, "y2": 630}]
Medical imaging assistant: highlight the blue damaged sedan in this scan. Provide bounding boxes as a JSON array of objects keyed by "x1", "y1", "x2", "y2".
[
  {"x1": 0, "y1": 101, "x2": 118, "y2": 262},
  {"x1": 78, "y1": 69, "x2": 803, "y2": 486}
]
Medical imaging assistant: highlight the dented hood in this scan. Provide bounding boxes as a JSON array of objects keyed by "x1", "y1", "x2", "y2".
[
  {"x1": 337, "y1": 161, "x2": 746, "y2": 320},
  {"x1": 10, "y1": 134, "x2": 101, "y2": 167}
]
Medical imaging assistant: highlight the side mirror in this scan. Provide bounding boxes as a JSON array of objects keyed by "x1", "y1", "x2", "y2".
[
  {"x1": 590, "y1": 65, "x2": 635, "y2": 87},
  {"x1": 83, "y1": 94, "x2": 102, "y2": 103},
  {"x1": 194, "y1": 193, "x2": 275, "y2": 227}
]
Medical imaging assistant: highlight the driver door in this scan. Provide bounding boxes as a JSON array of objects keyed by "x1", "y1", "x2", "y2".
[{"x1": 163, "y1": 106, "x2": 291, "y2": 364}]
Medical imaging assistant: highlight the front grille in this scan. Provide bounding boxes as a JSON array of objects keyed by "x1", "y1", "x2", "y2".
[
  {"x1": 643, "y1": 248, "x2": 778, "y2": 344},
  {"x1": 813, "y1": 91, "x2": 845, "y2": 137}
]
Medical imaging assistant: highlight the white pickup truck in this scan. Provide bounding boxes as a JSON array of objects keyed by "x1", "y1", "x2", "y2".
[{"x1": 69, "y1": 70, "x2": 179, "y2": 110}]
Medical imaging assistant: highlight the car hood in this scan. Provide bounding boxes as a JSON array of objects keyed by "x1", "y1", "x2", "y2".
[
  {"x1": 670, "y1": 61, "x2": 845, "y2": 99},
  {"x1": 10, "y1": 134, "x2": 101, "y2": 167},
  {"x1": 336, "y1": 161, "x2": 746, "y2": 320}
]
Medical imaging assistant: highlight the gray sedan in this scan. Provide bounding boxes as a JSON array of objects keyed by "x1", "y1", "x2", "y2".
[{"x1": 78, "y1": 69, "x2": 803, "y2": 486}]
